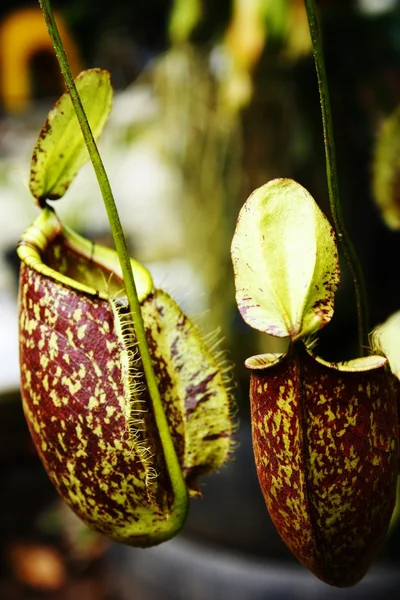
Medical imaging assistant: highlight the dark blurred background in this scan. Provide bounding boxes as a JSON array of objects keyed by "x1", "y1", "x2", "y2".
[{"x1": 2, "y1": 0, "x2": 400, "y2": 598}]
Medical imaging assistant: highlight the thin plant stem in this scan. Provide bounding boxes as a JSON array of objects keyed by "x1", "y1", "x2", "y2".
[
  {"x1": 305, "y1": 0, "x2": 369, "y2": 355},
  {"x1": 38, "y1": 0, "x2": 189, "y2": 541}
]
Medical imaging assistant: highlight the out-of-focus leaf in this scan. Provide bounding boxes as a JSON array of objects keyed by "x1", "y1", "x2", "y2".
[
  {"x1": 221, "y1": 0, "x2": 267, "y2": 111},
  {"x1": 29, "y1": 69, "x2": 112, "y2": 204},
  {"x1": 260, "y1": 0, "x2": 289, "y2": 41},
  {"x1": 169, "y1": 0, "x2": 202, "y2": 44},
  {"x1": 231, "y1": 178, "x2": 340, "y2": 340},
  {"x1": 284, "y1": 0, "x2": 311, "y2": 61},
  {"x1": 373, "y1": 106, "x2": 400, "y2": 229},
  {"x1": 225, "y1": 0, "x2": 267, "y2": 70}
]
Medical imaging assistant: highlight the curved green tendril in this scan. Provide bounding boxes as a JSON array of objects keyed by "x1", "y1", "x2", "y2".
[
  {"x1": 305, "y1": 0, "x2": 369, "y2": 356},
  {"x1": 38, "y1": 0, "x2": 189, "y2": 542}
]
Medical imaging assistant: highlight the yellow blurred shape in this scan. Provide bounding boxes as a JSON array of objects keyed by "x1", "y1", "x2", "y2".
[
  {"x1": 221, "y1": 0, "x2": 267, "y2": 112},
  {"x1": 284, "y1": 0, "x2": 311, "y2": 61},
  {"x1": 0, "y1": 7, "x2": 81, "y2": 113},
  {"x1": 225, "y1": 0, "x2": 266, "y2": 71}
]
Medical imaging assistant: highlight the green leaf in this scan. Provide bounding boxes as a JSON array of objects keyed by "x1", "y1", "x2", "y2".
[
  {"x1": 373, "y1": 106, "x2": 400, "y2": 229},
  {"x1": 29, "y1": 69, "x2": 113, "y2": 204},
  {"x1": 231, "y1": 178, "x2": 340, "y2": 340}
]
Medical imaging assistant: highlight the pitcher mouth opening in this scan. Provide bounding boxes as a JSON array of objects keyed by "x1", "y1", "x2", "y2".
[
  {"x1": 17, "y1": 207, "x2": 153, "y2": 302},
  {"x1": 245, "y1": 342, "x2": 387, "y2": 374}
]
